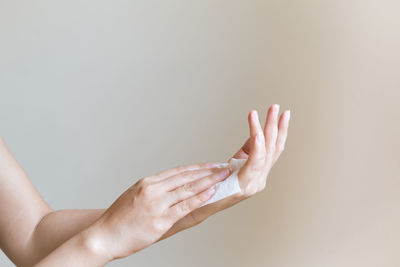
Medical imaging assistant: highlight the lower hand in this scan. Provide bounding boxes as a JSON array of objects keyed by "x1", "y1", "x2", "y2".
[{"x1": 84, "y1": 163, "x2": 231, "y2": 261}]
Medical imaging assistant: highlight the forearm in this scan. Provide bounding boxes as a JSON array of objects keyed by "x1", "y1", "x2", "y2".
[
  {"x1": 32, "y1": 202, "x2": 217, "y2": 264},
  {"x1": 35, "y1": 203, "x2": 228, "y2": 262},
  {"x1": 0, "y1": 136, "x2": 52, "y2": 265},
  {"x1": 34, "y1": 226, "x2": 111, "y2": 267},
  {"x1": 26, "y1": 209, "x2": 105, "y2": 265}
]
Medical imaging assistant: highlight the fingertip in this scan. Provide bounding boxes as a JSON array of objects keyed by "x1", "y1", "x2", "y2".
[
  {"x1": 286, "y1": 110, "x2": 291, "y2": 121},
  {"x1": 252, "y1": 110, "x2": 259, "y2": 122},
  {"x1": 248, "y1": 110, "x2": 260, "y2": 136},
  {"x1": 273, "y1": 104, "x2": 280, "y2": 117},
  {"x1": 280, "y1": 110, "x2": 290, "y2": 127},
  {"x1": 248, "y1": 111, "x2": 252, "y2": 126},
  {"x1": 273, "y1": 103, "x2": 280, "y2": 110},
  {"x1": 268, "y1": 105, "x2": 274, "y2": 113},
  {"x1": 206, "y1": 162, "x2": 229, "y2": 168},
  {"x1": 248, "y1": 109, "x2": 258, "y2": 122}
]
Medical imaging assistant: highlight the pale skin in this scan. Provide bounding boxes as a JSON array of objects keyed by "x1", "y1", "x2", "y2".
[{"x1": 0, "y1": 104, "x2": 290, "y2": 266}]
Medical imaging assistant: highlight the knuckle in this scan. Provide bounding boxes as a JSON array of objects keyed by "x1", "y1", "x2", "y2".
[
  {"x1": 173, "y1": 170, "x2": 188, "y2": 180},
  {"x1": 180, "y1": 169, "x2": 194, "y2": 177},
  {"x1": 150, "y1": 218, "x2": 169, "y2": 233},
  {"x1": 135, "y1": 177, "x2": 145, "y2": 187},
  {"x1": 140, "y1": 183, "x2": 158, "y2": 198},
  {"x1": 178, "y1": 200, "x2": 192, "y2": 214},
  {"x1": 176, "y1": 170, "x2": 197, "y2": 183},
  {"x1": 137, "y1": 176, "x2": 151, "y2": 186},
  {"x1": 183, "y1": 182, "x2": 196, "y2": 194}
]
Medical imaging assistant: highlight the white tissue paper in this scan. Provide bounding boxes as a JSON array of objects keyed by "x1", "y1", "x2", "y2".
[{"x1": 200, "y1": 158, "x2": 247, "y2": 207}]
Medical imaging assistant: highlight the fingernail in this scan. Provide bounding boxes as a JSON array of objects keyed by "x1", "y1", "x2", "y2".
[
  {"x1": 218, "y1": 168, "x2": 230, "y2": 178},
  {"x1": 206, "y1": 186, "x2": 216, "y2": 196},
  {"x1": 273, "y1": 104, "x2": 280, "y2": 116},
  {"x1": 252, "y1": 110, "x2": 259, "y2": 122},
  {"x1": 215, "y1": 163, "x2": 229, "y2": 168},
  {"x1": 286, "y1": 110, "x2": 291, "y2": 121},
  {"x1": 207, "y1": 162, "x2": 228, "y2": 168}
]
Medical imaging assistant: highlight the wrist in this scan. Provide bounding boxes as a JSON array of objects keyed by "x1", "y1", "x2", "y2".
[{"x1": 79, "y1": 224, "x2": 113, "y2": 265}]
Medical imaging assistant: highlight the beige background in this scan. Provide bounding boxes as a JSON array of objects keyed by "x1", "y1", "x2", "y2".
[{"x1": 1, "y1": 1, "x2": 400, "y2": 266}]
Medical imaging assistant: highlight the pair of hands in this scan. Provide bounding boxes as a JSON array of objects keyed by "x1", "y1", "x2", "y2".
[{"x1": 85, "y1": 104, "x2": 290, "y2": 262}]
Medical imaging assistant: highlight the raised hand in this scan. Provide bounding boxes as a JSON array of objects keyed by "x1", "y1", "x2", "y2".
[
  {"x1": 233, "y1": 105, "x2": 290, "y2": 164},
  {"x1": 160, "y1": 104, "x2": 291, "y2": 239},
  {"x1": 234, "y1": 104, "x2": 290, "y2": 197}
]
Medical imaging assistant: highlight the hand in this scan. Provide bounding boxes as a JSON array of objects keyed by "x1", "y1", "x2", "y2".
[
  {"x1": 235, "y1": 104, "x2": 290, "y2": 197},
  {"x1": 160, "y1": 104, "x2": 291, "y2": 238},
  {"x1": 84, "y1": 163, "x2": 231, "y2": 261}
]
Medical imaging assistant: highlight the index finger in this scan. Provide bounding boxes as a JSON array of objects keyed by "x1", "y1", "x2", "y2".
[
  {"x1": 152, "y1": 162, "x2": 228, "y2": 182},
  {"x1": 240, "y1": 110, "x2": 267, "y2": 175}
]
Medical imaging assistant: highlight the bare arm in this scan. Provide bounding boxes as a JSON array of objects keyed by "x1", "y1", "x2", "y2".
[
  {"x1": 0, "y1": 104, "x2": 290, "y2": 266},
  {"x1": 0, "y1": 135, "x2": 230, "y2": 266},
  {"x1": 29, "y1": 209, "x2": 104, "y2": 264},
  {"x1": 0, "y1": 137, "x2": 108, "y2": 266},
  {"x1": 34, "y1": 164, "x2": 230, "y2": 266},
  {"x1": 33, "y1": 226, "x2": 110, "y2": 267},
  {"x1": 0, "y1": 136, "x2": 52, "y2": 266}
]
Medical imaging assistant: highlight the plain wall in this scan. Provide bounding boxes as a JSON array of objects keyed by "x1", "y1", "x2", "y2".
[{"x1": 1, "y1": 1, "x2": 399, "y2": 266}]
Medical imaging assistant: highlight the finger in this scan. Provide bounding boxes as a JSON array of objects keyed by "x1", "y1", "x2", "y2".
[
  {"x1": 241, "y1": 110, "x2": 266, "y2": 173},
  {"x1": 152, "y1": 162, "x2": 228, "y2": 182},
  {"x1": 272, "y1": 110, "x2": 290, "y2": 165},
  {"x1": 263, "y1": 104, "x2": 280, "y2": 166},
  {"x1": 167, "y1": 187, "x2": 216, "y2": 222},
  {"x1": 166, "y1": 168, "x2": 231, "y2": 206},
  {"x1": 231, "y1": 137, "x2": 251, "y2": 159},
  {"x1": 159, "y1": 167, "x2": 228, "y2": 191}
]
